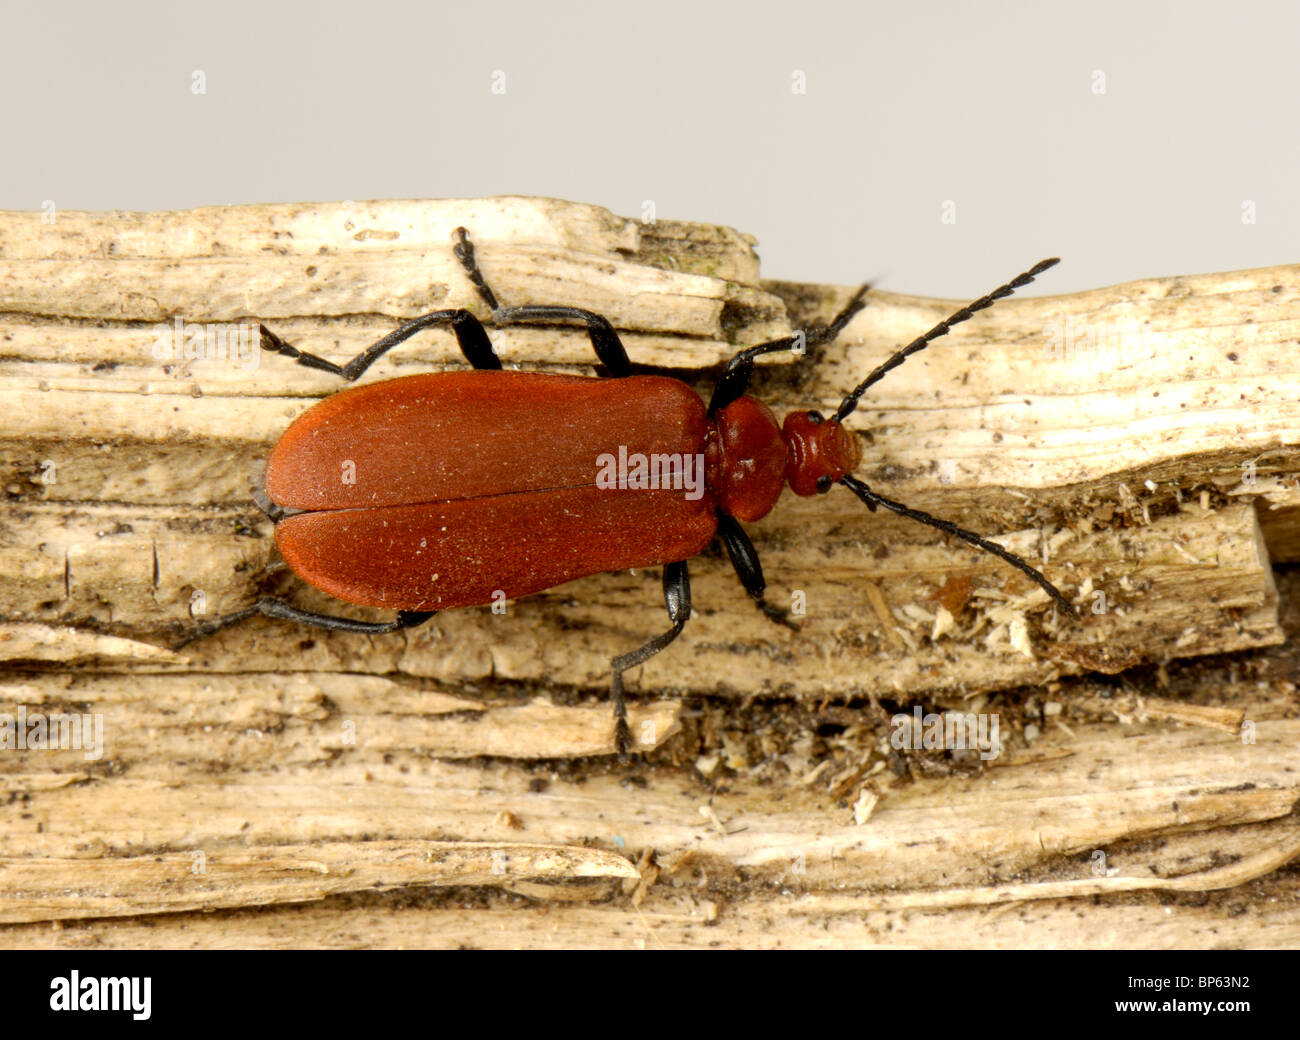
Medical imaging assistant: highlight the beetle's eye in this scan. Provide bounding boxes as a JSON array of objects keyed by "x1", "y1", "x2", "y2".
[
  {"x1": 807, "y1": 410, "x2": 824, "y2": 424},
  {"x1": 816, "y1": 475, "x2": 833, "y2": 494}
]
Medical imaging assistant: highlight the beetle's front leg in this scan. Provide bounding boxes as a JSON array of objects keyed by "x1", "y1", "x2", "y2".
[
  {"x1": 716, "y1": 513, "x2": 799, "y2": 631},
  {"x1": 610, "y1": 560, "x2": 691, "y2": 755}
]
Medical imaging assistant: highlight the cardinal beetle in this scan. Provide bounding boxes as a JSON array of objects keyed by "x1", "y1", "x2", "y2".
[{"x1": 180, "y1": 228, "x2": 1073, "y2": 751}]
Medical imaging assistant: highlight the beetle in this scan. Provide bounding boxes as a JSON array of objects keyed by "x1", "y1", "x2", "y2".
[{"x1": 180, "y1": 227, "x2": 1072, "y2": 751}]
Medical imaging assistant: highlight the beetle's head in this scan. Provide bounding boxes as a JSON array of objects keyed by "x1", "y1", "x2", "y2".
[{"x1": 782, "y1": 410, "x2": 862, "y2": 496}]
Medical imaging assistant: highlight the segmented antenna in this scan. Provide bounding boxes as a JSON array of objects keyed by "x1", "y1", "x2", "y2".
[
  {"x1": 841, "y1": 475, "x2": 1076, "y2": 616},
  {"x1": 833, "y1": 257, "x2": 1059, "y2": 423}
]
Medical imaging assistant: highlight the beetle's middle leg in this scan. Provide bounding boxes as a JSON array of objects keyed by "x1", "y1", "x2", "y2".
[
  {"x1": 716, "y1": 513, "x2": 799, "y2": 631},
  {"x1": 452, "y1": 227, "x2": 634, "y2": 378},
  {"x1": 610, "y1": 560, "x2": 691, "y2": 754}
]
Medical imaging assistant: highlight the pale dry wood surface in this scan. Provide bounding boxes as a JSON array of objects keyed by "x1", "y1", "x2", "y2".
[{"x1": 0, "y1": 197, "x2": 1297, "y2": 948}]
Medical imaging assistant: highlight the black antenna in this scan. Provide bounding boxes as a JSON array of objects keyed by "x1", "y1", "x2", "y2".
[
  {"x1": 833, "y1": 257, "x2": 1059, "y2": 423},
  {"x1": 829, "y1": 258, "x2": 1072, "y2": 613},
  {"x1": 841, "y1": 475, "x2": 1075, "y2": 616}
]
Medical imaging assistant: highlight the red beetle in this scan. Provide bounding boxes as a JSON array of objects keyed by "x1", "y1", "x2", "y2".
[{"x1": 182, "y1": 229, "x2": 1071, "y2": 750}]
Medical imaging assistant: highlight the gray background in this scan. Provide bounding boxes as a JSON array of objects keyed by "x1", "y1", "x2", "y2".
[{"x1": 3, "y1": 0, "x2": 1296, "y2": 295}]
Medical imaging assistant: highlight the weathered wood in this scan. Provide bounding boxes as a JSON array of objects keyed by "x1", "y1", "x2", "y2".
[
  {"x1": 0, "y1": 673, "x2": 682, "y2": 766},
  {"x1": 6, "y1": 871, "x2": 1300, "y2": 950},
  {"x1": 0, "y1": 198, "x2": 1296, "y2": 949},
  {"x1": 0, "y1": 715, "x2": 1296, "y2": 932},
  {"x1": 1, "y1": 198, "x2": 1294, "y2": 695},
  {"x1": 0, "y1": 502, "x2": 1281, "y2": 710},
  {"x1": 0, "y1": 841, "x2": 638, "y2": 924}
]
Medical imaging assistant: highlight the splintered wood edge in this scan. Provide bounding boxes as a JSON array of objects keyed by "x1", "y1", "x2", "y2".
[
  {"x1": 785, "y1": 821, "x2": 1300, "y2": 911},
  {"x1": 0, "y1": 197, "x2": 762, "y2": 284},
  {"x1": 0, "y1": 197, "x2": 783, "y2": 361},
  {"x1": 3, "y1": 823, "x2": 1296, "y2": 927}
]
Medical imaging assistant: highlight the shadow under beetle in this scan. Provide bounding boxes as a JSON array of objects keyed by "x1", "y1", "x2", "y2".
[{"x1": 180, "y1": 228, "x2": 1072, "y2": 752}]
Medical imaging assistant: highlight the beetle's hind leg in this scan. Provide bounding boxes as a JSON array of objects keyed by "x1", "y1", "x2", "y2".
[
  {"x1": 251, "y1": 487, "x2": 286, "y2": 523},
  {"x1": 257, "y1": 223, "x2": 521, "y2": 378},
  {"x1": 258, "y1": 307, "x2": 500, "y2": 381},
  {"x1": 174, "y1": 498, "x2": 435, "y2": 648},
  {"x1": 716, "y1": 513, "x2": 800, "y2": 631},
  {"x1": 173, "y1": 599, "x2": 434, "y2": 650},
  {"x1": 453, "y1": 227, "x2": 634, "y2": 378},
  {"x1": 610, "y1": 561, "x2": 692, "y2": 755}
]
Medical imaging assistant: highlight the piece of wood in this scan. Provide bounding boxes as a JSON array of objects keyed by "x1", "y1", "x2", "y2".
[
  {"x1": 0, "y1": 840, "x2": 638, "y2": 924},
  {"x1": 1, "y1": 199, "x2": 1294, "y2": 695},
  {"x1": 0, "y1": 502, "x2": 1281, "y2": 705},
  {"x1": 0, "y1": 197, "x2": 1296, "y2": 949},
  {"x1": 5, "y1": 871, "x2": 1300, "y2": 949},
  {"x1": 1, "y1": 714, "x2": 1296, "y2": 931}
]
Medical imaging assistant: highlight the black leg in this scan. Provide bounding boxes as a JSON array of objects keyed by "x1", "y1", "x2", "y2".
[
  {"x1": 492, "y1": 305, "x2": 633, "y2": 377},
  {"x1": 708, "y1": 283, "x2": 870, "y2": 415},
  {"x1": 451, "y1": 225, "x2": 502, "y2": 311},
  {"x1": 716, "y1": 512, "x2": 799, "y2": 631},
  {"x1": 840, "y1": 475, "x2": 1075, "y2": 616},
  {"x1": 452, "y1": 227, "x2": 633, "y2": 378},
  {"x1": 259, "y1": 307, "x2": 499, "y2": 382},
  {"x1": 610, "y1": 560, "x2": 692, "y2": 754},
  {"x1": 173, "y1": 598, "x2": 435, "y2": 650}
]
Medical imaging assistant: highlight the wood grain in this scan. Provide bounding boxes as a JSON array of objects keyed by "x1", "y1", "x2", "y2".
[{"x1": 0, "y1": 197, "x2": 1296, "y2": 948}]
